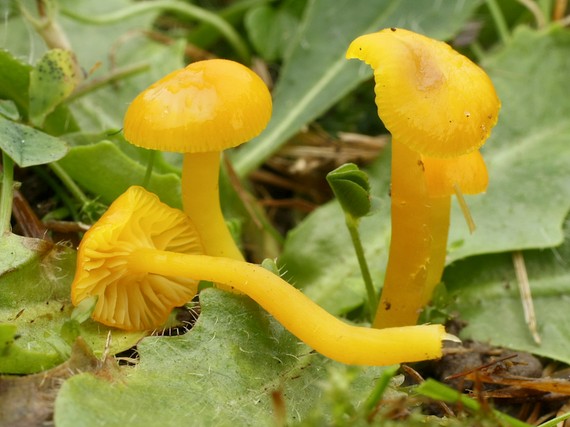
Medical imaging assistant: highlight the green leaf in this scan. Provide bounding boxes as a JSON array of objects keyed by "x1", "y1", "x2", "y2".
[
  {"x1": 0, "y1": 234, "x2": 144, "y2": 374},
  {"x1": 279, "y1": 27, "x2": 570, "y2": 315},
  {"x1": 232, "y1": 0, "x2": 482, "y2": 176},
  {"x1": 0, "y1": 27, "x2": 78, "y2": 136},
  {"x1": 0, "y1": 115, "x2": 68, "y2": 167},
  {"x1": 444, "y1": 214, "x2": 570, "y2": 364},
  {"x1": 57, "y1": 140, "x2": 182, "y2": 207},
  {"x1": 327, "y1": 163, "x2": 371, "y2": 219},
  {"x1": 55, "y1": 289, "x2": 388, "y2": 426},
  {"x1": 416, "y1": 379, "x2": 531, "y2": 427},
  {"x1": 0, "y1": 49, "x2": 32, "y2": 119},
  {"x1": 244, "y1": 0, "x2": 304, "y2": 61},
  {"x1": 0, "y1": 323, "x2": 63, "y2": 374},
  {"x1": 447, "y1": 26, "x2": 570, "y2": 259},
  {"x1": 29, "y1": 49, "x2": 80, "y2": 127}
]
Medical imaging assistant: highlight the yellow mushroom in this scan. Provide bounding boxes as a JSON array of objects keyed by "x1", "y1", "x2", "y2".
[
  {"x1": 346, "y1": 28, "x2": 500, "y2": 328},
  {"x1": 123, "y1": 59, "x2": 272, "y2": 260},
  {"x1": 71, "y1": 186, "x2": 447, "y2": 365},
  {"x1": 71, "y1": 186, "x2": 204, "y2": 330}
]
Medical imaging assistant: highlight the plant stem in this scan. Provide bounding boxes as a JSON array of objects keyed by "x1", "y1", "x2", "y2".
[
  {"x1": 516, "y1": 0, "x2": 547, "y2": 27},
  {"x1": 0, "y1": 152, "x2": 15, "y2": 235},
  {"x1": 129, "y1": 248, "x2": 446, "y2": 366},
  {"x1": 553, "y1": 0, "x2": 568, "y2": 21},
  {"x1": 512, "y1": 250, "x2": 541, "y2": 345},
  {"x1": 60, "y1": 1, "x2": 250, "y2": 63},
  {"x1": 538, "y1": 411, "x2": 570, "y2": 427},
  {"x1": 49, "y1": 162, "x2": 89, "y2": 205},
  {"x1": 68, "y1": 62, "x2": 151, "y2": 103},
  {"x1": 19, "y1": 0, "x2": 73, "y2": 51},
  {"x1": 33, "y1": 166, "x2": 80, "y2": 221},
  {"x1": 453, "y1": 183, "x2": 476, "y2": 234},
  {"x1": 142, "y1": 150, "x2": 156, "y2": 188},
  {"x1": 485, "y1": 0, "x2": 511, "y2": 44},
  {"x1": 345, "y1": 214, "x2": 377, "y2": 320},
  {"x1": 364, "y1": 365, "x2": 399, "y2": 413}
]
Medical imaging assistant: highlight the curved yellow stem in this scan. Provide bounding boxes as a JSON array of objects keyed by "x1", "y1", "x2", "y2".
[
  {"x1": 374, "y1": 142, "x2": 450, "y2": 328},
  {"x1": 181, "y1": 152, "x2": 244, "y2": 260},
  {"x1": 129, "y1": 248, "x2": 445, "y2": 366}
]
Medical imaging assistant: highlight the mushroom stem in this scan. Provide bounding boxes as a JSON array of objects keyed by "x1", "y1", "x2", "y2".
[
  {"x1": 181, "y1": 151, "x2": 244, "y2": 260},
  {"x1": 128, "y1": 247, "x2": 445, "y2": 366},
  {"x1": 374, "y1": 143, "x2": 450, "y2": 328}
]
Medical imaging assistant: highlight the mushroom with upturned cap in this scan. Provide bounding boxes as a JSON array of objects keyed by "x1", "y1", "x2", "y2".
[
  {"x1": 71, "y1": 186, "x2": 204, "y2": 331},
  {"x1": 346, "y1": 28, "x2": 500, "y2": 328},
  {"x1": 71, "y1": 186, "x2": 449, "y2": 365},
  {"x1": 123, "y1": 59, "x2": 272, "y2": 260}
]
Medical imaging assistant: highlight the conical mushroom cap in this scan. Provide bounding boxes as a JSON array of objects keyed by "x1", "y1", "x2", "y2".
[
  {"x1": 347, "y1": 28, "x2": 500, "y2": 157},
  {"x1": 123, "y1": 59, "x2": 272, "y2": 153},
  {"x1": 71, "y1": 186, "x2": 205, "y2": 331}
]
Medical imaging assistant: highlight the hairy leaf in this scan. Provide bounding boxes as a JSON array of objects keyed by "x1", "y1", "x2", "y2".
[{"x1": 55, "y1": 290, "x2": 387, "y2": 426}]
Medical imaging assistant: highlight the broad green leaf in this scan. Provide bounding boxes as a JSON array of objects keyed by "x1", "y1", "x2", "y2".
[
  {"x1": 0, "y1": 232, "x2": 42, "y2": 273},
  {"x1": 447, "y1": 26, "x2": 570, "y2": 259},
  {"x1": 0, "y1": 323, "x2": 63, "y2": 374},
  {"x1": 232, "y1": 0, "x2": 482, "y2": 176},
  {"x1": 444, "y1": 215, "x2": 570, "y2": 364},
  {"x1": 55, "y1": 290, "x2": 388, "y2": 426},
  {"x1": 29, "y1": 49, "x2": 80, "y2": 127},
  {"x1": 0, "y1": 49, "x2": 32, "y2": 119},
  {"x1": 0, "y1": 234, "x2": 144, "y2": 374},
  {"x1": 57, "y1": 140, "x2": 182, "y2": 207},
  {"x1": 0, "y1": 48, "x2": 79, "y2": 135},
  {"x1": 279, "y1": 27, "x2": 570, "y2": 315},
  {"x1": 0, "y1": 115, "x2": 68, "y2": 167}
]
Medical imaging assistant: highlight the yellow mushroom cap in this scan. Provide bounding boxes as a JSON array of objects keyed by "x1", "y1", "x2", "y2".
[
  {"x1": 123, "y1": 59, "x2": 272, "y2": 153},
  {"x1": 422, "y1": 150, "x2": 489, "y2": 198},
  {"x1": 71, "y1": 186, "x2": 205, "y2": 331},
  {"x1": 346, "y1": 28, "x2": 500, "y2": 157}
]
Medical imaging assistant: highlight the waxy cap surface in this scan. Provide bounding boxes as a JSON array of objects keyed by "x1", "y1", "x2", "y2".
[
  {"x1": 347, "y1": 28, "x2": 500, "y2": 157},
  {"x1": 124, "y1": 59, "x2": 272, "y2": 153}
]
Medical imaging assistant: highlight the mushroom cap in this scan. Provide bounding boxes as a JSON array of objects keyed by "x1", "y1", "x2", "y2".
[
  {"x1": 423, "y1": 150, "x2": 489, "y2": 198},
  {"x1": 123, "y1": 59, "x2": 272, "y2": 153},
  {"x1": 71, "y1": 186, "x2": 205, "y2": 331},
  {"x1": 347, "y1": 28, "x2": 500, "y2": 157}
]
